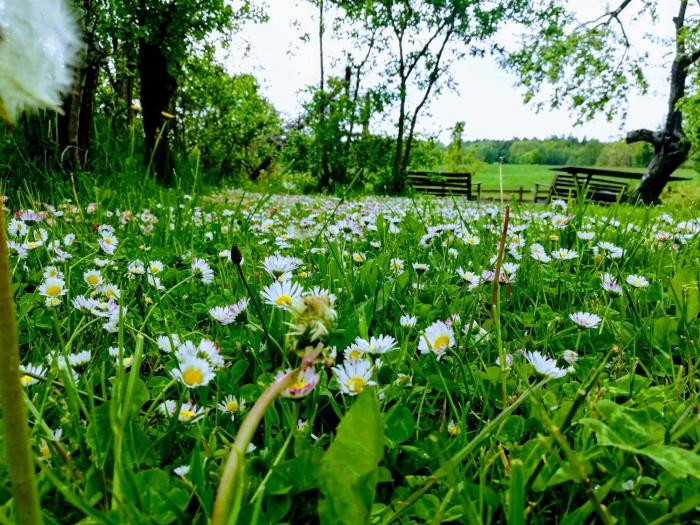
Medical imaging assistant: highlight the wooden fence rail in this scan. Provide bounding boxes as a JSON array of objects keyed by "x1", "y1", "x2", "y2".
[{"x1": 478, "y1": 186, "x2": 532, "y2": 203}]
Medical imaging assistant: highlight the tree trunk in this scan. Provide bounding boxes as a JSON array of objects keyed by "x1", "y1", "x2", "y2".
[
  {"x1": 139, "y1": 41, "x2": 177, "y2": 185},
  {"x1": 57, "y1": 53, "x2": 101, "y2": 170},
  {"x1": 392, "y1": 82, "x2": 407, "y2": 194},
  {"x1": 628, "y1": 0, "x2": 693, "y2": 204}
]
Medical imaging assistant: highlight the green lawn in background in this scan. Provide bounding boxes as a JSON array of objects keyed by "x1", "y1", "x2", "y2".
[
  {"x1": 474, "y1": 163, "x2": 699, "y2": 190},
  {"x1": 472, "y1": 163, "x2": 700, "y2": 205}
]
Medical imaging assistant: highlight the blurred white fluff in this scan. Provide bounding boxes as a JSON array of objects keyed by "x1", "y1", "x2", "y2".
[{"x1": 0, "y1": 0, "x2": 81, "y2": 122}]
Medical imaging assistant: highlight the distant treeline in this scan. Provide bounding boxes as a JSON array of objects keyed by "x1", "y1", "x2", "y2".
[{"x1": 462, "y1": 137, "x2": 655, "y2": 167}]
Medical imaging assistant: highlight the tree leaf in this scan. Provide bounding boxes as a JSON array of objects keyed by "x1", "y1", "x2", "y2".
[{"x1": 318, "y1": 388, "x2": 384, "y2": 525}]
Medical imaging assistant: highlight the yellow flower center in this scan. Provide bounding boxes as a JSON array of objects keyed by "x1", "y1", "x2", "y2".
[
  {"x1": 27, "y1": 241, "x2": 41, "y2": 249},
  {"x1": 183, "y1": 368, "x2": 204, "y2": 386},
  {"x1": 87, "y1": 274, "x2": 99, "y2": 286},
  {"x1": 103, "y1": 237, "x2": 113, "y2": 244},
  {"x1": 40, "y1": 442, "x2": 51, "y2": 460},
  {"x1": 348, "y1": 349, "x2": 362, "y2": 360},
  {"x1": 292, "y1": 379, "x2": 306, "y2": 391},
  {"x1": 180, "y1": 409, "x2": 196, "y2": 420},
  {"x1": 346, "y1": 376, "x2": 366, "y2": 393},
  {"x1": 150, "y1": 265, "x2": 160, "y2": 273},
  {"x1": 20, "y1": 375, "x2": 32, "y2": 386},
  {"x1": 275, "y1": 294, "x2": 292, "y2": 307},
  {"x1": 433, "y1": 335, "x2": 450, "y2": 351},
  {"x1": 45, "y1": 284, "x2": 62, "y2": 297},
  {"x1": 105, "y1": 289, "x2": 116, "y2": 298},
  {"x1": 225, "y1": 400, "x2": 239, "y2": 412}
]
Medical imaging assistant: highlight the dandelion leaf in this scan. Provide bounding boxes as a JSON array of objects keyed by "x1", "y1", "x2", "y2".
[
  {"x1": 582, "y1": 400, "x2": 700, "y2": 478},
  {"x1": 318, "y1": 388, "x2": 384, "y2": 525}
]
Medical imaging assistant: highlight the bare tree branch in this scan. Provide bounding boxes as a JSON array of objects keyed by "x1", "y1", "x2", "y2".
[{"x1": 626, "y1": 128, "x2": 663, "y2": 148}]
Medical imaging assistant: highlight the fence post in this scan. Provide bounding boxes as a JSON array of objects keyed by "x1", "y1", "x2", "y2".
[{"x1": 518, "y1": 186, "x2": 523, "y2": 203}]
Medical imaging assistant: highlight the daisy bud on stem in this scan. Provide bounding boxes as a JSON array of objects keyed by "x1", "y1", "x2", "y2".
[{"x1": 230, "y1": 244, "x2": 277, "y2": 354}]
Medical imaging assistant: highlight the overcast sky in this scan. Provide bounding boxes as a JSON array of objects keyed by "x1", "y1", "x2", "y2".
[{"x1": 224, "y1": 1, "x2": 678, "y2": 142}]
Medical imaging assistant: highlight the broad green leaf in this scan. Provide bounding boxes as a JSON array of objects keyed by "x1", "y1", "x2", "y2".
[
  {"x1": 318, "y1": 389, "x2": 385, "y2": 525},
  {"x1": 595, "y1": 399, "x2": 664, "y2": 447},
  {"x1": 582, "y1": 401, "x2": 700, "y2": 478},
  {"x1": 385, "y1": 405, "x2": 415, "y2": 445}
]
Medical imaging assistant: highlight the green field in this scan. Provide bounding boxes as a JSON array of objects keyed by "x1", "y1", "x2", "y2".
[
  {"x1": 475, "y1": 163, "x2": 699, "y2": 189},
  {"x1": 472, "y1": 163, "x2": 700, "y2": 206}
]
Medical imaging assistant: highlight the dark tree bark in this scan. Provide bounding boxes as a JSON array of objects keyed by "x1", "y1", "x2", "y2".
[
  {"x1": 627, "y1": 0, "x2": 694, "y2": 204},
  {"x1": 57, "y1": 42, "x2": 102, "y2": 170},
  {"x1": 139, "y1": 41, "x2": 177, "y2": 184}
]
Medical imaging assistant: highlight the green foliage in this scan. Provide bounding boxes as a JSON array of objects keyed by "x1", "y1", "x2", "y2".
[
  {"x1": 502, "y1": 2, "x2": 649, "y2": 124},
  {"x1": 582, "y1": 400, "x2": 700, "y2": 479},
  {"x1": 465, "y1": 137, "x2": 654, "y2": 168},
  {"x1": 178, "y1": 54, "x2": 281, "y2": 182}
]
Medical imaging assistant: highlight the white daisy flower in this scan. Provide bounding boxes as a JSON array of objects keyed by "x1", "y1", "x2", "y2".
[
  {"x1": 354, "y1": 335, "x2": 397, "y2": 354},
  {"x1": 171, "y1": 357, "x2": 215, "y2": 388},
  {"x1": 400, "y1": 315, "x2": 417, "y2": 328},
  {"x1": 156, "y1": 334, "x2": 180, "y2": 353},
  {"x1": 38, "y1": 277, "x2": 67, "y2": 300},
  {"x1": 525, "y1": 351, "x2": 567, "y2": 379},
  {"x1": 217, "y1": 395, "x2": 245, "y2": 421},
  {"x1": 261, "y1": 255, "x2": 302, "y2": 281},
  {"x1": 173, "y1": 465, "x2": 190, "y2": 478},
  {"x1": 260, "y1": 280, "x2": 303, "y2": 310},
  {"x1": 159, "y1": 400, "x2": 204, "y2": 423},
  {"x1": 551, "y1": 248, "x2": 578, "y2": 260},
  {"x1": 412, "y1": 263, "x2": 430, "y2": 275},
  {"x1": 332, "y1": 359, "x2": 376, "y2": 396},
  {"x1": 570, "y1": 311, "x2": 602, "y2": 329},
  {"x1": 601, "y1": 273, "x2": 622, "y2": 295},
  {"x1": 390, "y1": 258, "x2": 404, "y2": 273},
  {"x1": 176, "y1": 339, "x2": 224, "y2": 369},
  {"x1": 128, "y1": 260, "x2": 145, "y2": 275},
  {"x1": 208, "y1": 298, "x2": 248, "y2": 325},
  {"x1": 42, "y1": 266, "x2": 63, "y2": 280},
  {"x1": 98, "y1": 234, "x2": 118, "y2": 255},
  {"x1": 147, "y1": 260, "x2": 164, "y2": 275},
  {"x1": 626, "y1": 274, "x2": 649, "y2": 288},
  {"x1": 20, "y1": 364, "x2": 47, "y2": 387},
  {"x1": 67, "y1": 350, "x2": 91, "y2": 367},
  {"x1": 418, "y1": 320, "x2": 455, "y2": 359},
  {"x1": 563, "y1": 350, "x2": 578, "y2": 365},
  {"x1": 191, "y1": 258, "x2": 214, "y2": 284},
  {"x1": 83, "y1": 269, "x2": 103, "y2": 287}
]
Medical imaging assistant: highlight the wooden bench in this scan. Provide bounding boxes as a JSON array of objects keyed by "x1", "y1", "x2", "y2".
[
  {"x1": 537, "y1": 166, "x2": 693, "y2": 205},
  {"x1": 547, "y1": 173, "x2": 628, "y2": 204},
  {"x1": 406, "y1": 171, "x2": 480, "y2": 200}
]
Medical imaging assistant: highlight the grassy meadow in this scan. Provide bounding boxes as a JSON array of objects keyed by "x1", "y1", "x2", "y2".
[{"x1": 2, "y1": 181, "x2": 699, "y2": 524}]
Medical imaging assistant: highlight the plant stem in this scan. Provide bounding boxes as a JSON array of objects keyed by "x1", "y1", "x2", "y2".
[
  {"x1": 211, "y1": 369, "x2": 296, "y2": 525},
  {"x1": 0, "y1": 204, "x2": 43, "y2": 524}
]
